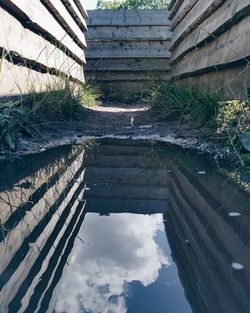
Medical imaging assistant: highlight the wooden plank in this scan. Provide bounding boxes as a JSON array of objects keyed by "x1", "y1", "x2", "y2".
[
  {"x1": 0, "y1": 153, "x2": 84, "y2": 276},
  {"x1": 86, "y1": 70, "x2": 170, "y2": 81},
  {"x1": 41, "y1": 0, "x2": 87, "y2": 47},
  {"x1": 0, "y1": 189, "x2": 85, "y2": 313},
  {"x1": 85, "y1": 58, "x2": 171, "y2": 71},
  {"x1": 169, "y1": 0, "x2": 184, "y2": 19},
  {"x1": 73, "y1": 0, "x2": 88, "y2": 19},
  {"x1": 0, "y1": 7, "x2": 84, "y2": 81},
  {"x1": 169, "y1": 179, "x2": 250, "y2": 311},
  {"x1": 168, "y1": 0, "x2": 179, "y2": 12},
  {"x1": 1, "y1": 0, "x2": 85, "y2": 63},
  {"x1": 171, "y1": 0, "x2": 250, "y2": 64},
  {"x1": 85, "y1": 198, "x2": 169, "y2": 214},
  {"x1": 171, "y1": 0, "x2": 227, "y2": 50},
  {"x1": 0, "y1": 151, "x2": 78, "y2": 225},
  {"x1": 96, "y1": 80, "x2": 154, "y2": 95},
  {"x1": 173, "y1": 166, "x2": 250, "y2": 274},
  {"x1": 174, "y1": 64, "x2": 249, "y2": 100},
  {"x1": 0, "y1": 59, "x2": 67, "y2": 97},
  {"x1": 84, "y1": 154, "x2": 169, "y2": 168},
  {"x1": 86, "y1": 25, "x2": 171, "y2": 41},
  {"x1": 87, "y1": 9, "x2": 170, "y2": 26},
  {"x1": 60, "y1": 0, "x2": 87, "y2": 31},
  {"x1": 171, "y1": 16, "x2": 250, "y2": 77},
  {"x1": 84, "y1": 184, "x2": 169, "y2": 200},
  {"x1": 170, "y1": 0, "x2": 199, "y2": 31},
  {"x1": 85, "y1": 167, "x2": 170, "y2": 186},
  {"x1": 85, "y1": 41, "x2": 171, "y2": 58},
  {"x1": 0, "y1": 190, "x2": 83, "y2": 313}
]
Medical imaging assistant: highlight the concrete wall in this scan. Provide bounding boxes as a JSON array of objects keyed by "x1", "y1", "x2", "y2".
[
  {"x1": 85, "y1": 9, "x2": 171, "y2": 95},
  {"x1": 0, "y1": 0, "x2": 87, "y2": 97},
  {"x1": 168, "y1": 0, "x2": 250, "y2": 99}
]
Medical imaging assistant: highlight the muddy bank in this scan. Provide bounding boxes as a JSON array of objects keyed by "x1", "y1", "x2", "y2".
[{"x1": 0, "y1": 103, "x2": 230, "y2": 160}]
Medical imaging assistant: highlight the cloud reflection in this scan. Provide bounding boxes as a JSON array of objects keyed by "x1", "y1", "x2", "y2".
[{"x1": 54, "y1": 213, "x2": 170, "y2": 313}]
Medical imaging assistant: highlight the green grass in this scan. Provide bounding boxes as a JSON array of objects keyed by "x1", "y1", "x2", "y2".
[
  {"x1": 147, "y1": 81, "x2": 250, "y2": 162},
  {"x1": 102, "y1": 91, "x2": 143, "y2": 104},
  {"x1": 0, "y1": 81, "x2": 101, "y2": 151},
  {"x1": 147, "y1": 82, "x2": 219, "y2": 124},
  {"x1": 241, "y1": 153, "x2": 250, "y2": 166},
  {"x1": 78, "y1": 84, "x2": 101, "y2": 108}
]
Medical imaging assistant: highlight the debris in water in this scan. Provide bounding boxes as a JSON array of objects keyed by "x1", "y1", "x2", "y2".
[
  {"x1": 228, "y1": 212, "x2": 241, "y2": 217},
  {"x1": 232, "y1": 262, "x2": 244, "y2": 270},
  {"x1": 198, "y1": 171, "x2": 206, "y2": 175}
]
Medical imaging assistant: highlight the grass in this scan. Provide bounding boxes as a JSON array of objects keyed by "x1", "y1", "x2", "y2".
[
  {"x1": 78, "y1": 84, "x2": 101, "y2": 108},
  {"x1": 0, "y1": 80, "x2": 101, "y2": 151},
  {"x1": 146, "y1": 81, "x2": 250, "y2": 164},
  {"x1": 101, "y1": 90, "x2": 143, "y2": 104},
  {"x1": 147, "y1": 82, "x2": 219, "y2": 124}
]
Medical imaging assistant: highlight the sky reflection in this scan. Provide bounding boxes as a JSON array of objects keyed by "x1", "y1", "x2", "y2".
[{"x1": 53, "y1": 213, "x2": 169, "y2": 313}]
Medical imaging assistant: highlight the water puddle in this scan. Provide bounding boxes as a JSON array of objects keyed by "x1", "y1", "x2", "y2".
[{"x1": 0, "y1": 139, "x2": 250, "y2": 313}]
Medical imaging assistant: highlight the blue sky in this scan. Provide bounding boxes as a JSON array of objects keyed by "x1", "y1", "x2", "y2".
[{"x1": 85, "y1": 0, "x2": 98, "y2": 9}]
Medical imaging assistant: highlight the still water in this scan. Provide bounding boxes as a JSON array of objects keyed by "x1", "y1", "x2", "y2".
[{"x1": 0, "y1": 139, "x2": 250, "y2": 313}]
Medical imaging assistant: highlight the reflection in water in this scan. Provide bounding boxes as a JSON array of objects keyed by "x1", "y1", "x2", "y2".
[
  {"x1": 54, "y1": 214, "x2": 170, "y2": 313},
  {"x1": 0, "y1": 139, "x2": 250, "y2": 313}
]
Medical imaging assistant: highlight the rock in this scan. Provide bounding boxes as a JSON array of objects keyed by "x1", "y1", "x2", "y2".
[{"x1": 240, "y1": 132, "x2": 250, "y2": 151}]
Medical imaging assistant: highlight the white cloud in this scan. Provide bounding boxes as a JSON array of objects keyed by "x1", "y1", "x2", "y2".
[{"x1": 54, "y1": 213, "x2": 170, "y2": 313}]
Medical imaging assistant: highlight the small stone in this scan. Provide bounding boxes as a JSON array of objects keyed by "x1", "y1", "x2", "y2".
[
  {"x1": 228, "y1": 212, "x2": 241, "y2": 217},
  {"x1": 198, "y1": 171, "x2": 206, "y2": 175},
  {"x1": 232, "y1": 262, "x2": 244, "y2": 270},
  {"x1": 139, "y1": 125, "x2": 153, "y2": 129}
]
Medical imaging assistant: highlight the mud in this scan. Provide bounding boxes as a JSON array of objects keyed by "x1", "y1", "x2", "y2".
[{"x1": 0, "y1": 103, "x2": 229, "y2": 160}]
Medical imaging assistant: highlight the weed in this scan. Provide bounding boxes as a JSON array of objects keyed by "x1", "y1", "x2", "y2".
[
  {"x1": 216, "y1": 100, "x2": 250, "y2": 137},
  {"x1": 27, "y1": 85, "x2": 78, "y2": 122},
  {"x1": 147, "y1": 82, "x2": 219, "y2": 123},
  {"x1": 0, "y1": 100, "x2": 30, "y2": 149},
  {"x1": 0, "y1": 81, "x2": 101, "y2": 151},
  {"x1": 190, "y1": 90, "x2": 219, "y2": 126},
  {"x1": 241, "y1": 153, "x2": 250, "y2": 166},
  {"x1": 147, "y1": 81, "x2": 250, "y2": 163},
  {"x1": 102, "y1": 91, "x2": 143, "y2": 104},
  {"x1": 148, "y1": 83, "x2": 191, "y2": 119},
  {"x1": 77, "y1": 84, "x2": 101, "y2": 108}
]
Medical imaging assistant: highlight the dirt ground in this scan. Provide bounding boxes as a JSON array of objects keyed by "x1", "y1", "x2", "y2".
[{"x1": 1, "y1": 103, "x2": 227, "y2": 159}]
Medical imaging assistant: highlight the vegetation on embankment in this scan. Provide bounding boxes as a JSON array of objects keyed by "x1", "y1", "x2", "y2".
[
  {"x1": 0, "y1": 82, "x2": 100, "y2": 152},
  {"x1": 146, "y1": 82, "x2": 250, "y2": 165}
]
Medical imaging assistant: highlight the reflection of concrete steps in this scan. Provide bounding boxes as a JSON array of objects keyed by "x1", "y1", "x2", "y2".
[
  {"x1": 85, "y1": 198, "x2": 168, "y2": 215},
  {"x1": 0, "y1": 148, "x2": 86, "y2": 312},
  {"x1": 2, "y1": 139, "x2": 250, "y2": 313},
  {"x1": 165, "y1": 162, "x2": 250, "y2": 313},
  {"x1": 83, "y1": 142, "x2": 170, "y2": 215},
  {"x1": 85, "y1": 167, "x2": 169, "y2": 186}
]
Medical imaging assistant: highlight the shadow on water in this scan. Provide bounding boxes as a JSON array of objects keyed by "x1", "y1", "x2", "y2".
[{"x1": 0, "y1": 139, "x2": 250, "y2": 313}]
